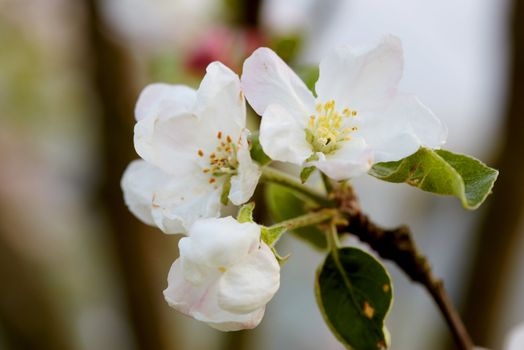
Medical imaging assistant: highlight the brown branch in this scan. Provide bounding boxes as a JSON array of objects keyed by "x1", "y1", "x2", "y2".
[{"x1": 334, "y1": 185, "x2": 474, "y2": 350}]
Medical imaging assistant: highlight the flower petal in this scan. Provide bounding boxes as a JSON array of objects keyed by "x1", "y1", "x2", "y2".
[
  {"x1": 359, "y1": 94, "x2": 447, "y2": 163},
  {"x1": 312, "y1": 137, "x2": 373, "y2": 180},
  {"x1": 181, "y1": 217, "x2": 260, "y2": 268},
  {"x1": 218, "y1": 242, "x2": 280, "y2": 314},
  {"x1": 121, "y1": 159, "x2": 170, "y2": 226},
  {"x1": 229, "y1": 130, "x2": 261, "y2": 205},
  {"x1": 151, "y1": 175, "x2": 222, "y2": 234},
  {"x1": 163, "y1": 259, "x2": 265, "y2": 331},
  {"x1": 196, "y1": 61, "x2": 246, "y2": 138},
  {"x1": 134, "y1": 111, "x2": 208, "y2": 175},
  {"x1": 241, "y1": 47, "x2": 315, "y2": 118},
  {"x1": 259, "y1": 104, "x2": 313, "y2": 165},
  {"x1": 135, "y1": 83, "x2": 196, "y2": 121},
  {"x1": 316, "y1": 35, "x2": 403, "y2": 110}
]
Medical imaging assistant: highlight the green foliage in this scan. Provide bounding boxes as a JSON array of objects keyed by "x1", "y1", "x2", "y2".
[
  {"x1": 316, "y1": 248, "x2": 393, "y2": 350},
  {"x1": 265, "y1": 183, "x2": 327, "y2": 250},
  {"x1": 249, "y1": 131, "x2": 272, "y2": 166},
  {"x1": 297, "y1": 65, "x2": 319, "y2": 94},
  {"x1": 369, "y1": 147, "x2": 499, "y2": 209}
]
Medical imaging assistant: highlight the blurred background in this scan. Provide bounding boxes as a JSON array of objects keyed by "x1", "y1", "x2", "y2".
[{"x1": 0, "y1": 0, "x2": 522, "y2": 349}]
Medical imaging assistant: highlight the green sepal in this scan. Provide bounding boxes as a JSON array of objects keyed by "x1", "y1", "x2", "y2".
[
  {"x1": 237, "y1": 202, "x2": 255, "y2": 223},
  {"x1": 315, "y1": 247, "x2": 393, "y2": 350},
  {"x1": 265, "y1": 183, "x2": 327, "y2": 250},
  {"x1": 271, "y1": 246, "x2": 290, "y2": 266},
  {"x1": 300, "y1": 166, "x2": 316, "y2": 184},
  {"x1": 248, "y1": 131, "x2": 271, "y2": 166},
  {"x1": 369, "y1": 147, "x2": 499, "y2": 209},
  {"x1": 260, "y1": 226, "x2": 287, "y2": 246}
]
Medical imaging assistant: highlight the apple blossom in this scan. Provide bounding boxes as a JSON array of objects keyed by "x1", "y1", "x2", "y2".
[
  {"x1": 241, "y1": 35, "x2": 447, "y2": 180},
  {"x1": 121, "y1": 62, "x2": 261, "y2": 234},
  {"x1": 163, "y1": 216, "x2": 280, "y2": 331}
]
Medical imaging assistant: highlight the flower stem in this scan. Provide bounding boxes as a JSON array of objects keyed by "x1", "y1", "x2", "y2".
[
  {"x1": 326, "y1": 222, "x2": 341, "y2": 257},
  {"x1": 260, "y1": 166, "x2": 332, "y2": 206},
  {"x1": 269, "y1": 208, "x2": 339, "y2": 233}
]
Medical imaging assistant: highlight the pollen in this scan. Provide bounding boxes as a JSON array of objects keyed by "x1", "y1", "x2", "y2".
[
  {"x1": 305, "y1": 100, "x2": 359, "y2": 154},
  {"x1": 200, "y1": 131, "x2": 240, "y2": 183}
]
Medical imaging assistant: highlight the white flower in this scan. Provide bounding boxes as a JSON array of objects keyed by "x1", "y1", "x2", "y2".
[
  {"x1": 241, "y1": 35, "x2": 447, "y2": 181},
  {"x1": 121, "y1": 62, "x2": 261, "y2": 234},
  {"x1": 163, "y1": 217, "x2": 280, "y2": 331}
]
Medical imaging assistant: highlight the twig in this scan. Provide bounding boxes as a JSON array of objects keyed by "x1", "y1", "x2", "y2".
[{"x1": 334, "y1": 185, "x2": 474, "y2": 350}]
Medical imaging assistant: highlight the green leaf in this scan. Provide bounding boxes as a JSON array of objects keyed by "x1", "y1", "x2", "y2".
[
  {"x1": 237, "y1": 202, "x2": 255, "y2": 223},
  {"x1": 300, "y1": 166, "x2": 316, "y2": 183},
  {"x1": 316, "y1": 248, "x2": 393, "y2": 350},
  {"x1": 249, "y1": 131, "x2": 271, "y2": 166},
  {"x1": 265, "y1": 183, "x2": 327, "y2": 250},
  {"x1": 369, "y1": 147, "x2": 499, "y2": 210},
  {"x1": 297, "y1": 65, "x2": 319, "y2": 94}
]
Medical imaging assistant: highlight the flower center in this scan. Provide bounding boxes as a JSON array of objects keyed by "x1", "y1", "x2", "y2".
[
  {"x1": 305, "y1": 100, "x2": 358, "y2": 155},
  {"x1": 197, "y1": 131, "x2": 239, "y2": 184}
]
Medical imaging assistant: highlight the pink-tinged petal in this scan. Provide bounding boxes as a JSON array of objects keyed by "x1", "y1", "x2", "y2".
[
  {"x1": 218, "y1": 242, "x2": 280, "y2": 314},
  {"x1": 135, "y1": 83, "x2": 196, "y2": 121},
  {"x1": 359, "y1": 94, "x2": 447, "y2": 163},
  {"x1": 196, "y1": 62, "x2": 246, "y2": 138},
  {"x1": 121, "y1": 159, "x2": 170, "y2": 226},
  {"x1": 259, "y1": 104, "x2": 313, "y2": 165},
  {"x1": 229, "y1": 130, "x2": 261, "y2": 205},
  {"x1": 182, "y1": 217, "x2": 260, "y2": 268},
  {"x1": 312, "y1": 138, "x2": 373, "y2": 181},
  {"x1": 316, "y1": 35, "x2": 403, "y2": 111},
  {"x1": 241, "y1": 47, "x2": 315, "y2": 119},
  {"x1": 163, "y1": 259, "x2": 265, "y2": 331},
  {"x1": 151, "y1": 177, "x2": 222, "y2": 234}
]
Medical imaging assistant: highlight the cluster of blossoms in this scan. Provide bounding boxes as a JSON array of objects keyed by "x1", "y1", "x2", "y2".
[{"x1": 121, "y1": 35, "x2": 446, "y2": 330}]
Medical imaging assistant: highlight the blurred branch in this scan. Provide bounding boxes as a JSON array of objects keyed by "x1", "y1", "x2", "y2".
[
  {"x1": 0, "y1": 231, "x2": 71, "y2": 350},
  {"x1": 334, "y1": 186, "x2": 475, "y2": 350},
  {"x1": 461, "y1": 0, "x2": 524, "y2": 346},
  {"x1": 83, "y1": 0, "x2": 171, "y2": 349}
]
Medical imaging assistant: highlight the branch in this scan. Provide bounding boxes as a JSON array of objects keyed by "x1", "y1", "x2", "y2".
[{"x1": 334, "y1": 185, "x2": 474, "y2": 350}]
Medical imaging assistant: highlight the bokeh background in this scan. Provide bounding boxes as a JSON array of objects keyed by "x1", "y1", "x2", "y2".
[{"x1": 0, "y1": 0, "x2": 522, "y2": 349}]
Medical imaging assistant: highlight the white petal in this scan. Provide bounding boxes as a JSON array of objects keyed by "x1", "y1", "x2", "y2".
[
  {"x1": 121, "y1": 159, "x2": 170, "y2": 226},
  {"x1": 163, "y1": 259, "x2": 265, "y2": 331},
  {"x1": 134, "y1": 111, "x2": 209, "y2": 175},
  {"x1": 259, "y1": 104, "x2": 313, "y2": 165},
  {"x1": 151, "y1": 175, "x2": 222, "y2": 234},
  {"x1": 135, "y1": 83, "x2": 196, "y2": 121},
  {"x1": 182, "y1": 217, "x2": 260, "y2": 268},
  {"x1": 218, "y1": 242, "x2": 280, "y2": 314},
  {"x1": 229, "y1": 130, "x2": 261, "y2": 205},
  {"x1": 316, "y1": 35, "x2": 403, "y2": 110},
  {"x1": 196, "y1": 62, "x2": 246, "y2": 138},
  {"x1": 312, "y1": 138, "x2": 373, "y2": 181},
  {"x1": 359, "y1": 94, "x2": 447, "y2": 163},
  {"x1": 241, "y1": 47, "x2": 315, "y2": 118}
]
